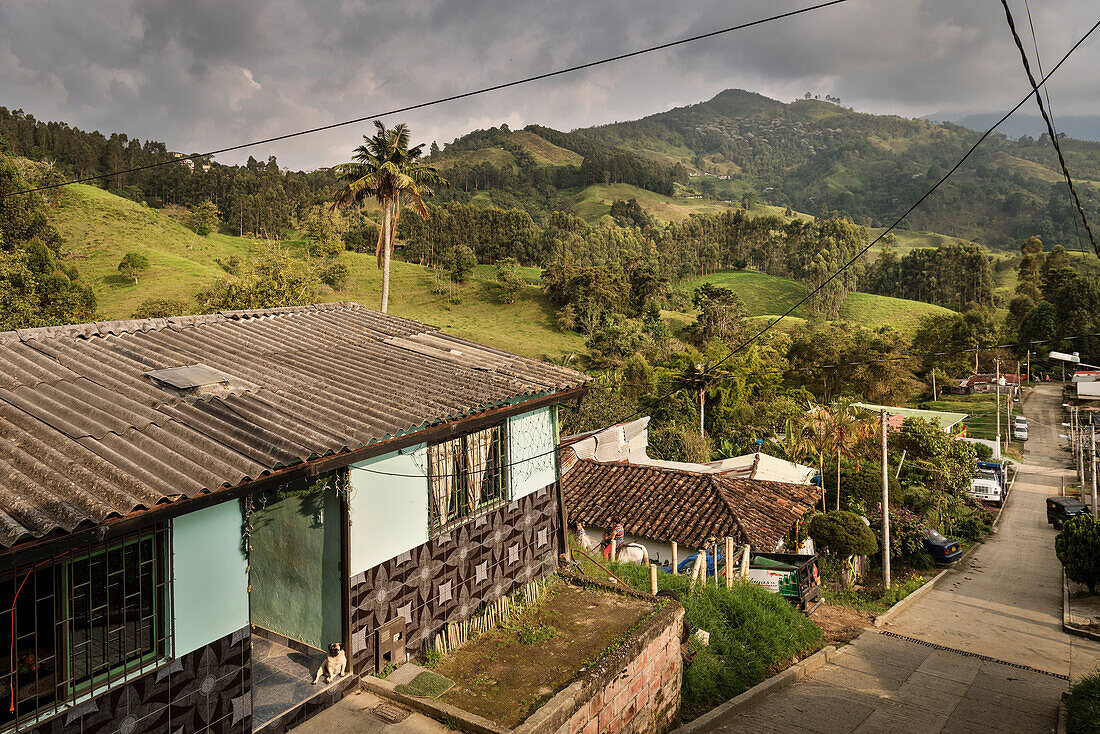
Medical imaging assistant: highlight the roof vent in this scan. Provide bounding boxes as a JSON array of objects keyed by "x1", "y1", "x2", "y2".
[{"x1": 146, "y1": 364, "x2": 231, "y2": 390}]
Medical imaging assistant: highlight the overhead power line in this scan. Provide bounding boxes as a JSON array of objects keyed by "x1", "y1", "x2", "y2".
[
  {"x1": 1, "y1": 0, "x2": 849, "y2": 201},
  {"x1": 610, "y1": 15, "x2": 1100, "y2": 425},
  {"x1": 1000, "y1": 0, "x2": 1099, "y2": 257}
]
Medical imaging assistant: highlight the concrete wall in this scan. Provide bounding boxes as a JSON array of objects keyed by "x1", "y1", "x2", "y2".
[
  {"x1": 509, "y1": 407, "x2": 557, "y2": 500},
  {"x1": 173, "y1": 501, "x2": 250, "y2": 656},
  {"x1": 515, "y1": 591, "x2": 684, "y2": 734},
  {"x1": 249, "y1": 486, "x2": 343, "y2": 650},
  {"x1": 348, "y1": 446, "x2": 430, "y2": 576}
]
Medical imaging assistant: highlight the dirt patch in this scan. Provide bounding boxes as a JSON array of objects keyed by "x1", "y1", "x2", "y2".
[
  {"x1": 432, "y1": 584, "x2": 654, "y2": 728},
  {"x1": 811, "y1": 602, "x2": 873, "y2": 645}
]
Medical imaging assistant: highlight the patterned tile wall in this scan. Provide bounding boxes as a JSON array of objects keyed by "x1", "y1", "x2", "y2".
[
  {"x1": 24, "y1": 626, "x2": 251, "y2": 734},
  {"x1": 349, "y1": 483, "x2": 561, "y2": 672}
]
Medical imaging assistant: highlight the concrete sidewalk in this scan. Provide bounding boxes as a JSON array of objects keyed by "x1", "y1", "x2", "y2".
[{"x1": 711, "y1": 632, "x2": 1065, "y2": 733}]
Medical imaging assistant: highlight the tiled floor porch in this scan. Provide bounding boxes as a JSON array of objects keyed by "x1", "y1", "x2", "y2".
[{"x1": 251, "y1": 634, "x2": 333, "y2": 730}]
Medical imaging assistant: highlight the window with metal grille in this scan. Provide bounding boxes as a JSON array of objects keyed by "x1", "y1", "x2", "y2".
[
  {"x1": 0, "y1": 526, "x2": 170, "y2": 730},
  {"x1": 428, "y1": 424, "x2": 508, "y2": 533}
]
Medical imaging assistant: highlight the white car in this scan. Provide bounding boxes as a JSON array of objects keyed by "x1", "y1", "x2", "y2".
[{"x1": 1013, "y1": 424, "x2": 1028, "y2": 441}]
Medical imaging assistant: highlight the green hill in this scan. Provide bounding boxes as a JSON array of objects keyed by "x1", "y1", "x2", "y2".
[
  {"x1": 680, "y1": 270, "x2": 952, "y2": 337},
  {"x1": 48, "y1": 184, "x2": 584, "y2": 361}
]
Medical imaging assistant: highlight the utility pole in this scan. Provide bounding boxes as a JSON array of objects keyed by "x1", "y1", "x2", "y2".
[
  {"x1": 1026, "y1": 350, "x2": 1031, "y2": 383},
  {"x1": 1092, "y1": 424, "x2": 1098, "y2": 520},
  {"x1": 880, "y1": 409, "x2": 891, "y2": 591},
  {"x1": 996, "y1": 359, "x2": 1002, "y2": 452},
  {"x1": 932, "y1": 369, "x2": 937, "y2": 401}
]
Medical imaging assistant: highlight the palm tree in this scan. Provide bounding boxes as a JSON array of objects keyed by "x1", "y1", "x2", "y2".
[
  {"x1": 824, "y1": 399, "x2": 874, "y2": 511},
  {"x1": 789, "y1": 405, "x2": 831, "y2": 512},
  {"x1": 332, "y1": 121, "x2": 448, "y2": 313}
]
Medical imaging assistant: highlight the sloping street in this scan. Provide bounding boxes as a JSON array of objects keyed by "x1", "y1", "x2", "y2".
[{"x1": 705, "y1": 384, "x2": 1100, "y2": 733}]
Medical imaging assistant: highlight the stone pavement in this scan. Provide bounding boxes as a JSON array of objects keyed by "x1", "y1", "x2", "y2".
[{"x1": 705, "y1": 384, "x2": 1100, "y2": 733}]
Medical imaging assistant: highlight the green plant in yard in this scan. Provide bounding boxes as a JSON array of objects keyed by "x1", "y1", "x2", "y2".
[
  {"x1": 569, "y1": 555, "x2": 823, "y2": 721},
  {"x1": 1056, "y1": 515, "x2": 1100, "y2": 593},
  {"x1": 1066, "y1": 672, "x2": 1100, "y2": 734}
]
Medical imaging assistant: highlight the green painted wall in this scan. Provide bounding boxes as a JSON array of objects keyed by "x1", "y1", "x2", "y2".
[
  {"x1": 249, "y1": 484, "x2": 343, "y2": 650},
  {"x1": 349, "y1": 446, "x2": 429, "y2": 576},
  {"x1": 173, "y1": 501, "x2": 249, "y2": 656}
]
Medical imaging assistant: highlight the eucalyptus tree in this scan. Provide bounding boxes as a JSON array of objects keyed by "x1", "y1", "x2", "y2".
[{"x1": 332, "y1": 122, "x2": 447, "y2": 312}]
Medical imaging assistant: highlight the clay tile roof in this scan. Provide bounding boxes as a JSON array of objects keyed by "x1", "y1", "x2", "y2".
[
  {"x1": 0, "y1": 302, "x2": 587, "y2": 548},
  {"x1": 561, "y1": 459, "x2": 816, "y2": 551}
]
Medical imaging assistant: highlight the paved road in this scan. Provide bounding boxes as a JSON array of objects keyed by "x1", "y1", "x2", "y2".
[{"x1": 706, "y1": 384, "x2": 1100, "y2": 734}]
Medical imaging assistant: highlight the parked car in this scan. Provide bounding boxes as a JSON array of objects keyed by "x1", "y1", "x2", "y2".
[
  {"x1": 1013, "y1": 423, "x2": 1029, "y2": 441},
  {"x1": 1013, "y1": 416, "x2": 1028, "y2": 429},
  {"x1": 1046, "y1": 496, "x2": 1090, "y2": 529},
  {"x1": 923, "y1": 528, "x2": 963, "y2": 564}
]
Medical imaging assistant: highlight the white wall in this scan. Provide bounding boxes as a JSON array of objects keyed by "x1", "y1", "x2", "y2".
[
  {"x1": 348, "y1": 445, "x2": 430, "y2": 576},
  {"x1": 173, "y1": 501, "x2": 250, "y2": 657},
  {"x1": 509, "y1": 407, "x2": 557, "y2": 499},
  {"x1": 582, "y1": 526, "x2": 678, "y2": 565}
]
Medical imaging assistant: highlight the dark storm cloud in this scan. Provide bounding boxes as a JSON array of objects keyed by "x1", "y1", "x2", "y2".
[{"x1": 1, "y1": 0, "x2": 1098, "y2": 170}]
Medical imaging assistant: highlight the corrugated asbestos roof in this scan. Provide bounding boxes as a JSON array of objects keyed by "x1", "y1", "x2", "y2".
[
  {"x1": 0, "y1": 302, "x2": 587, "y2": 549},
  {"x1": 561, "y1": 459, "x2": 817, "y2": 551}
]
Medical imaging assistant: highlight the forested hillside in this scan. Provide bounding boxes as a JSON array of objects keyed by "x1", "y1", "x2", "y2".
[{"x1": 431, "y1": 89, "x2": 1100, "y2": 249}]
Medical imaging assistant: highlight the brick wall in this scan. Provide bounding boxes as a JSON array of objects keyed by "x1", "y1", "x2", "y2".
[{"x1": 516, "y1": 595, "x2": 684, "y2": 734}]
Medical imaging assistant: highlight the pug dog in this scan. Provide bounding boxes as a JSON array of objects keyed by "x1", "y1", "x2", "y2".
[{"x1": 312, "y1": 642, "x2": 348, "y2": 684}]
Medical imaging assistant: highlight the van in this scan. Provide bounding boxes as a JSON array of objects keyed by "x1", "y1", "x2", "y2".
[{"x1": 1047, "y1": 496, "x2": 1090, "y2": 529}]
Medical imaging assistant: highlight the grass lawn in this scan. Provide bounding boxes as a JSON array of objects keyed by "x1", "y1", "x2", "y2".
[
  {"x1": 680, "y1": 271, "x2": 811, "y2": 318},
  {"x1": 431, "y1": 583, "x2": 654, "y2": 728},
  {"x1": 574, "y1": 183, "x2": 739, "y2": 223},
  {"x1": 47, "y1": 184, "x2": 585, "y2": 361},
  {"x1": 838, "y1": 292, "x2": 953, "y2": 336},
  {"x1": 571, "y1": 551, "x2": 822, "y2": 721},
  {"x1": 916, "y1": 393, "x2": 1018, "y2": 442}
]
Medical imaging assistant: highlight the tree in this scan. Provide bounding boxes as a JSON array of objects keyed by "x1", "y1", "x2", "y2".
[
  {"x1": 194, "y1": 249, "x2": 319, "y2": 311},
  {"x1": 443, "y1": 244, "x2": 476, "y2": 283},
  {"x1": 117, "y1": 252, "x2": 149, "y2": 284},
  {"x1": 302, "y1": 205, "x2": 344, "y2": 257},
  {"x1": 1055, "y1": 515, "x2": 1100, "y2": 593},
  {"x1": 332, "y1": 121, "x2": 448, "y2": 312},
  {"x1": 495, "y1": 257, "x2": 524, "y2": 304},
  {"x1": 1015, "y1": 236, "x2": 1044, "y2": 303},
  {"x1": 189, "y1": 200, "x2": 220, "y2": 236},
  {"x1": 132, "y1": 298, "x2": 188, "y2": 318},
  {"x1": 808, "y1": 511, "x2": 878, "y2": 588},
  {"x1": 690, "y1": 283, "x2": 745, "y2": 344}
]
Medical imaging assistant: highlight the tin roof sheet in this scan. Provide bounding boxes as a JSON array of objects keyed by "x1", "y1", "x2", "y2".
[{"x1": 0, "y1": 302, "x2": 587, "y2": 548}]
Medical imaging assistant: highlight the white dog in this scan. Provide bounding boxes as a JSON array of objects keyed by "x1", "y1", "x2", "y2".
[{"x1": 312, "y1": 642, "x2": 348, "y2": 685}]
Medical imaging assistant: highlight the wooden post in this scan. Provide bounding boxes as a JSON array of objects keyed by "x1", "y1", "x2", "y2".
[
  {"x1": 725, "y1": 537, "x2": 734, "y2": 589},
  {"x1": 881, "y1": 409, "x2": 891, "y2": 591},
  {"x1": 741, "y1": 544, "x2": 751, "y2": 579},
  {"x1": 932, "y1": 369, "x2": 937, "y2": 401},
  {"x1": 610, "y1": 538, "x2": 617, "y2": 562},
  {"x1": 649, "y1": 563, "x2": 658, "y2": 595},
  {"x1": 671, "y1": 542, "x2": 678, "y2": 575},
  {"x1": 699, "y1": 550, "x2": 707, "y2": 585}
]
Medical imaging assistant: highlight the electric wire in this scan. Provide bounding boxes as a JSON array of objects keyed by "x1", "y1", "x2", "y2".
[
  {"x1": 0, "y1": 0, "x2": 849, "y2": 201},
  {"x1": 1022, "y1": 0, "x2": 1085, "y2": 255},
  {"x1": 609, "y1": 15, "x2": 1100, "y2": 429},
  {"x1": 1000, "y1": 0, "x2": 1099, "y2": 257}
]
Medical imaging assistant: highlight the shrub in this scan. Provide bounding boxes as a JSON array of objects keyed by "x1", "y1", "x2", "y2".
[
  {"x1": 808, "y1": 511, "x2": 878, "y2": 558},
  {"x1": 496, "y1": 257, "x2": 524, "y2": 304},
  {"x1": 1056, "y1": 515, "x2": 1100, "y2": 593},
  {"x1": 317, "y1": 259, "x2": 350, "y2": 289},
  {"x1": 189, "y1": 200, "x2": 220, "y2": 236},
  {"x1": 868, "y1": 505, "x2": 926, "y2": 562},
  {"x1": 443, "y1": 245, "x2": 476, "y2": 283},
  {"x1": 1066, "y1": 673, "x2": 1100, "y2": 734},
  {"x1": 132, "y1": 298, "x2": 188, "y2": 319}
]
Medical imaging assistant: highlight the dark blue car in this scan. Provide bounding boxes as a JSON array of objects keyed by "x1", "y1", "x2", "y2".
[
  {"x1": 658, "y1": 549, "x2": 724, "y2": 576},
  {"x1": 923, "y1": 528, "x2": 962, "y2": 564}
]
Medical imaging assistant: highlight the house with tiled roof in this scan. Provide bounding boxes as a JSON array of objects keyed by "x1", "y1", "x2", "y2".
[
  {"x1": 559, "y1": 418, "x2": 818, "y2": 565},
  {"x1": 0, "y1": 302, "x2": 586, "y2": 734}
]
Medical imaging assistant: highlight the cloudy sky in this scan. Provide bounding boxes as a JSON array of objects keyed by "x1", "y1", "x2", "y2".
[{"x1": 2, "y1": 0, "x2": 1099, "y2": 170}]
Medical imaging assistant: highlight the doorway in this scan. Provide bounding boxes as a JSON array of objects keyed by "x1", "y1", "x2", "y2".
[{"x1": 247, "y1": 481, "x2": 344, "y2": 730}]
